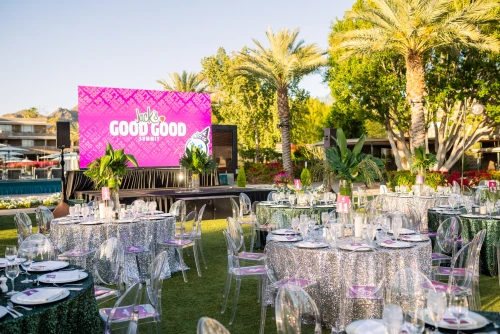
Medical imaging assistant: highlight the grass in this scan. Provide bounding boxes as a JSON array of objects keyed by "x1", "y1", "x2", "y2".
[{"x1": 1, "y1": 214, "x2": 499, "y2": 333}]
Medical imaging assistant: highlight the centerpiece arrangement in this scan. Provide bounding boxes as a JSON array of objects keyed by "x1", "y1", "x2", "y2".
[
  {"x1": 84, "y1": 143, "x2": 138, "y2": 210},
  {"x1": 179, "y1": 146, "x2": 217, "y2": 191},
  {"x1": 326, "y1": 128, "x2": 384, "y2": 200},
  {"x1": 409, "y1": 146, "x2": 437, "y2": 184}
]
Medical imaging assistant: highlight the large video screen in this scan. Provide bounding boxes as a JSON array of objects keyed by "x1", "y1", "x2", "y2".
[{"x1": 78, "y1": 86, "x2": 212, "y2": 168}]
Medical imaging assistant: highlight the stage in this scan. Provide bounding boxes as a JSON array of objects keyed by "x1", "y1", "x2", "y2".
[{"x1": 75, "y1": 186, "x2": 273, "y2": 219}]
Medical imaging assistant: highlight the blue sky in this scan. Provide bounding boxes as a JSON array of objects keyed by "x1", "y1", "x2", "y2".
[{"x1": 0, "y1": 0, "x2": 353, "y2": 115}]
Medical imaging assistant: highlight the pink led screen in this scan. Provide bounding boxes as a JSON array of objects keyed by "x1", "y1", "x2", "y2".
[{"x1": 78, "y1": 86, "x2": 212, "y2": 168}]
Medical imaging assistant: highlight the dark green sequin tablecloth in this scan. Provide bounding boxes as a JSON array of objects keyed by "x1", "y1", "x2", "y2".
[
  {"x1": 428, "y1": 209, "x2": 500, "y2": 276},
  {"x1": 0, "y1": 267, "x2": 101, "y2": 334},
  {"x1": 256, "y1": 203, "x2": 336, "y2": 226}
]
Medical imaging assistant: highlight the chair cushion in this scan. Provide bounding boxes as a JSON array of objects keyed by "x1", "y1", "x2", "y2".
[
  {"x1": 233, "y1": 265, "x2": 266, "y2": 276},
  {"x1": 99, "y1": 303, "x2": 157, "y2": 321},
  {"x1": 125, "y1": 245, "x2": 149, "y2": 254},
  {"x1": 175, "y1": 232, "x2": 201, "y2": 238},
  {"x1": 421, "y1": 280, "x2": 461, "y2": 293},
  {"x1": 61, "y1": 249, "x2": 92, "y2": 257},
  {"x1": 275, "y1": 278, "x2": 313, "y2": 288},
  {"x1": 94, "y1": 286, "x2": 118, "y2": 299},
  {"x1": 160, "y1": 239, "x2": 193, "y2": 246},
  {"x1": 238, "y1": 252, "x2": 265, "y2": 260},
  {"x1": 432, "y1": 253, "x2": 451, "y2": 260},
  {"x1": 435, "y1": 267, "x2": 467, "y2": 276},
  {"x1": 347, "y1": 285, "x2": 382, "y2": 300}
]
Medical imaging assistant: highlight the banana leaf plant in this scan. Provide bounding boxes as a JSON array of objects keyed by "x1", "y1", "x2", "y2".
[
  {"x1": 179, "y1": 146, "x2": 217, "y2": 175},
  {"x1": 409, "y1": 146, "x2": 437, "y2": 177},
  {"x1": 325, "y1": 128, "x2": 384, "y2": 196},
  {"x1": 84, "y1": 143, "x2": 138, "y2": 189}
]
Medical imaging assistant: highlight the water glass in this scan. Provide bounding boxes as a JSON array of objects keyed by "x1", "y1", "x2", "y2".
[
  {"x1": 148, "y1": 201, "x2": 157, "y2": 214},
  {"x1": 382, "y1": 304, "x2": 404, "y2": 334},
  {"x1": 392, "y1": 216, "x2": 402, "y2": 240},
  {"x1": 321, "y1": 212, "x2": 329, "y2": 225},
  {"x1": 427, "y1": 290, "x2": 447, "y2": 332},
  {"x1": 74, "y1": 203, "x2": 82, "y2": 216},
  {"x1": 291, "y1": 218, "x2": 300, "y2": 233},
  {"x1": 298, "y1": 222, "x2": 308, "y2": 240},
  {"x1": 405, "y1": 309, "x2": 425, "y2": 334},
  {"x1": 20, "y1": 242, "x2": 33, "y2": 283},
  {"x1": 300, "y1": 214, "x2": 308, "y2": 224},
  {"x1": 69, "y1": 206, "x2": 76, "y2": 219},
  {"x1": 449, "y1": 294, "x2": 469, "y2": 331},
  {"x1": 5, "y1": 262, "x2": 19, "y2": 295},
  {"x1": 5, "y1": 245, "x2": 17, "y2": 262}
]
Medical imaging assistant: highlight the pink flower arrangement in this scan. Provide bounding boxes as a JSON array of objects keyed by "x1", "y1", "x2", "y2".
[{"x1": 273, "y1": 173, "x2": 293, "y2": 187}]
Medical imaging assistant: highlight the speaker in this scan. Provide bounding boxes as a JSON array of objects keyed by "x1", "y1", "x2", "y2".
[
  {"x1": 324, "y1": 128, "x2": 337, "y2": 148},
  {"x1": 56, "y1": 122, "x2": 71, "y2": 149}
]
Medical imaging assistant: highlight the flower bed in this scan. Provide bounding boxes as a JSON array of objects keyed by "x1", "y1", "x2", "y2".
[
  {"x1": 243, "y1": 162, "x2": 303, "y2": 184},
  {"x1": 0, "y1": 193, "x2": 61, "y2": 210}
]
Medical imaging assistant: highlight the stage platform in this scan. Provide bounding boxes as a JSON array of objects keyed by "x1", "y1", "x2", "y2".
[{"x1": 75, "y1": 186, "x2": 273, "y2": 219}]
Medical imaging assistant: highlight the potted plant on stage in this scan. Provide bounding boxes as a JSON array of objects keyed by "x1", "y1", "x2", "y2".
[
  {"x1": 179, "y1": 147, "x2": 217, "y2": 192},
  {"x1": 326, "y1": 128, "x2": 384, "y2": 210},
  {"x1": 84, "y1": 143, "x2": 138, "y2": 211},
  {"x1": 409, "y1": 146, "x2": 437, "y2": 187}
]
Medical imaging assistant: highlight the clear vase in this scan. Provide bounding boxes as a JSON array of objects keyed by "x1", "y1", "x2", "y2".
[
  {"x1": 191, "y1": 173, "x2": 200, "y2": 192},
  {"x1": 110, "y1": 186, "x2": 120, "y2": 213}
]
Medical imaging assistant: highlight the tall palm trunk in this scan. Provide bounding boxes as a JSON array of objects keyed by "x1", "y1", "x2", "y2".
[
  {"x1": 405, "y1": 52, "x2": 426, "y2": 149},
  {"x1": 277, "y1": 87, "x2": 293, "y2": 176}
]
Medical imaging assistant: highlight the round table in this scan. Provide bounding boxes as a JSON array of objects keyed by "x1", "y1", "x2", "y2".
[
  {"x1": 266, "y1": 234, "x2": 431, "y2": 328},
  {"x1": 381, "y1": 194, "x2": 449, "y2": 230},
  {"x1": 256, "y1": 202, "x2": 336, "y2": 226},
  {"x1": 427, "y1": 208, "x2": 499, "y2": 276},
  {"x1": 50, "y1": 215, "x2": 180, "y2": 283},
  {"x1": 0, "y1": 266, "x2": 100, "y2": 334}
]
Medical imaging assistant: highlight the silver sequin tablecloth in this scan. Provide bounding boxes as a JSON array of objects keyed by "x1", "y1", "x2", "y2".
[
  {"x1": 266, "y1": 237, "x2": 432, "y2": 329},
  {"x1": 50, "y1": 216, "x2": 180, "y2": 283}
]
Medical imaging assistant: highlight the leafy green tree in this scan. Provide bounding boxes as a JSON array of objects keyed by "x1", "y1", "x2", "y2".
[
  {"x1": 156, "y1": 70, "x2": 209, "y2": 93},
  {"x1": 235, "y1": 28, "x2": 326, "y2": 175},
  {"x1": 331, "y1": 0, "x2": 500, "y2": 151},
  {"x1": 237, "y1": 166, "x2": 246, "y2": 187},
  {"x1": 22, "y1": 107, "x2": 40, "y2": 118}
]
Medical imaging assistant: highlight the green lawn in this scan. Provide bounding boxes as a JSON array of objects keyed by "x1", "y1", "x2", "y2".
[{"x1": 0, "y1": 214, "x2": 499, "y2": 333}]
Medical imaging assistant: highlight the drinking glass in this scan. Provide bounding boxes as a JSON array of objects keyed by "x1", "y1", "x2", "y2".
[
  {"x1": 486, "y1": 200, "x2": 495, "y2": 216},
  {"x1": 449, "y1": 294, "x2": 469, "y2": 332},
  {"x1": 405, "y1": 309, "x2": 425, "y2": 334},
  {"x1": 20, "y1": 241, "x2": 33, "y2": 283},
  {"x1": 74, "y1": 203, "x2": 82, "y2": 217},
  {"x1": 291, "y1": 218, "x2": 300, "y2": 233},
  {"x1": 382, "y1": 304, "x2": 404, "y2": 334},
  {"x1": 69, "y1": 206, "x2": 76, "y2": 219},
  {"x1": 5, "y1": 245, "x2": 17, "y2": 262},
  {"x1": 392, "y1": 217, "x2": 402, "y2": 241},
  {"x1": 427, "y1": 290, "x2": 447, "y2": 333},
  {"x1": 321, "y1": 212, "x2": 329, "y2": 225},
  {"x1": 464, "y1": 196, "x2": 473, "y2": 213},
  {"x1": 5, "y1": 262, "x2": 19, "y2": 295},
  {"x1": 300, "y1": 214, "x2": 308, "y2": 224},
  {"x1": 148, "y1": 201, "x2": 157, "y2": 214},
  {"x1": 80, "y1": 206, "x2": 89, "y2": 221},
  {"x1": 288, "y1": 194, "x2": 295, "y2": 207},
  {"x1": 299, "y1": 222, "x2": 308, "y2": 240}
]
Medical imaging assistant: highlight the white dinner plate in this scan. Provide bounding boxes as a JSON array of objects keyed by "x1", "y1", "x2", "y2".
[
  {"x1": 115, "y1": 218, "x2": 134, "y2": 223},
  {"x1": 152, "y1": 213, "x2": 173, "y2": 217},
  {"x1": 0, "y1": 306, "x2": 7, "y2": 319},
  {"x1": 153, "y1": 210, "x2": 164, "y2": 214},
  {"x1": 399, "y1": 234, "x2": 430, "y2": 242},
  {"x1": 380, "y1": 240, "x2": 412, "y2": 248},
  {"x1": 38, "y1": 270, "x2": 88, "y2": 284},
  {"x1": 271, "y1": 229, "x2": 298, "y2": 235},
  {"x1": 11, "y1": 288, "x2": 70, "y2": 305},
  {"x1": 423, "y1": 309, "x2": 488, "y2": 331},
  {"x1": 388, "y1": 228, "x2": 415, "y2": 235},
  {"x1": 0, "y1": 258, "x2": 26, "y2": 268},
  {"x1": 28, "y1": 261, "x2": 69, "y2": 272},
  {"x1": 270, "y1": 235, "x2": 302, "y2": 242},
  {"x1": 345, "y1": 319, "x2": 383, "y2": 334},
  {"x1": 338, "y1": 243, "x2": 374, "y2": 251},
  {"x1": 296, "y1": 241, "x2": 329, "y2": 249},
  {"x1": 54, "y1": 220, "x2": 74, "y2": 225}
]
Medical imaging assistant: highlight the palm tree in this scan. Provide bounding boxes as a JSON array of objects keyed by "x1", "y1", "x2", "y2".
[
  {"x1": 156, "y1": 70, "x2": 209, "y2": 93},
  {"x1": 70, "y1": 122, "x2": 79, "y2": 147},
  {"x1": 235, "y1": 28, "x2": 326, "y2": 175},
  {"x1": 332, "y1": 0, "x2": 500, "y2": 149}
]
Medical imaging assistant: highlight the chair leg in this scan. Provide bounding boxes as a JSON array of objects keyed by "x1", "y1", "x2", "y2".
[
  {"x1": 221, "y1": 274, "x2": 232, "y2": 314},
  {"x1": 229, "y1": 279, "x2": 242, "y2": 325},
  {"x1": 192, "y1": 244, "x2": 201, "y2": 277},
  {"x1": 250, "y1": 228, "x2": 255, "y2": 253},
  {"x1": 197, "y1": 238, "x2": 207, "y2": 269},
  {"x1": 259, "y1": 279, "x2": 268, "y2": 334},
  {"x1": 176, "y1": 247, "x2": 188, "y2": 283}
]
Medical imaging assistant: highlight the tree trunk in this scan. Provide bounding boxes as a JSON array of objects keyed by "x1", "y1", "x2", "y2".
[
  {"x1": 405, "y1": 52, "x2": 426, "y2": 150},
  {"x1": 277, "y1": 87, "x2": 293, "y2": 176},
  {"x1": 385, "y1": 121, "x2": 404, "y2": 170}
]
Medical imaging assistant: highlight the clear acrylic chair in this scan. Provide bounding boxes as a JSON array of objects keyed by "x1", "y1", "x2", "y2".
[
  {"x1": 386, "y1": 268, "x2": 436, "y2": 315},
  {"x1": 270, "y1": 211, "x2": 288, "y2": 229},
  {"x1": 226, "y1": 217, "x2": 265, "y2": 263},
  {"x1": 99, "y1": 282, "x2": 142, "y2": 334},
  {"x1": 93, "y1": 237, "x2": 125, "y2": 305},
  {"x1": 339, "y1": 250, "x2": 386, "y2": 329},
  {"x1": 250, "y1": 202, "x2": 274, "y2": 253},
  {"x1": 275, "y1": 283, "x2": 322, "y2": 334},
  {"x1": 169, "y1": 199, "x2": 186, "y2": 221},
  {"x1": 57, "y1": 224, "x2": 98, "y2": 270},
  {"x1": 18, "y1": 233, "x2": 55, "y2": 261},
  {"x1": 197, "y1": 317, "x2": 231, "y2": 334},
  {"x1": 221, "y1": 230, "x2": 266, "y2": 326},
  {"x1": 239, "y1": 193, "x2": 255, "y2": 225},
  {"x1": 230, "y1": 197, "x2": 240, "y2": 220},
  {"x1": 260, "y1": 242, "x2": 318, "y2": 334},
  {"x1": 432, "y1": 217, "x2": 462, "y2": 265},
  {"x1": 157, "y1": 211, "x2": 200, "y2": 283},
  {"x1": 401, "y1": 203, "x2": 421, "y2": 232},
  {"x1": 14, "y1": 213, "x2": 32, "y2": 246},
  {"x1": 36, "y1": 205, "x2": 53, "y2": 234},
  {"x1": 267, "y1": 191, "x2": 277, "y2": 202},
  {"x1": 176, "y1": 205, "x2": 208, "y2": 269}
]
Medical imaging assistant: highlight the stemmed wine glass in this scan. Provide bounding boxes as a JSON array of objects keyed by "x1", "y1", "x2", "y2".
[
  {"x1": 5, "y1": 245, "x2": 17, "y2": 262},
  {"x1": 392, "y1": 216, "x2": 402, "y2": 241},
  {"x1": 382, "y1": 304, "x2": 404, "y2": 334},
  {"x1": 69, "y1": 206, "x2": 76, "y2": 220},
  {"x1": 148, "y1": 201, "x2": 157, "y2": 215},
  {"x1": 20, "y1": 241, "x2": 34, "y2": 283},
  {"x1": 291, "y1": 218, "x2": 300, "y2": 234},
  {"x1": 427, "y1": 290, "x2": 447, "y2": 333},
  {"x1": 5, "y1": 261, "x2": 19, "y2": 295},
  {"x1": 449, "y1": 294, "x2": 469, "y2": 332},
  {"x1": 74, "y1": 203, "x2": 82, "y2": 217},
  {"x1": 405, "y1": 309, "x2": 425, "y2": 334},
  {"x1": 321, "y1": 212, "x2": 329, "y2": 226},
  {"x1": 298, "y1": 222, "x2": 308, "y2": 241}
]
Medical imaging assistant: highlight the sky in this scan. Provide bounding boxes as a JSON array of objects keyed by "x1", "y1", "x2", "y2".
[{"x1": 0, "y1": 0, "x2": 354, "y2": 116}]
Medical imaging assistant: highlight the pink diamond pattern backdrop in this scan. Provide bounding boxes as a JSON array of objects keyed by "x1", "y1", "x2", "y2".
[{"x1": 78, "y1": 86, "x2": 212, "y2": 168}]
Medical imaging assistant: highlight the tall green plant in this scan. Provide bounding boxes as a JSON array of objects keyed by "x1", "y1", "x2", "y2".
[
  {"x1": 84, "y1": 143, "x2": 138, "y2": 189},
  {"x1": 325, "y1": 128, "x2": 384, "y2": 185},
  {"x1": 179, "y1": 147, "x2": 217, "y2": 174},
  {"x1": 409, "y1": 146, "x2": 437, "y2": 176}
]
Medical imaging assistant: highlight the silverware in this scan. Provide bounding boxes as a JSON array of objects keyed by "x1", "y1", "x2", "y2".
[
  {"x1": 4, "y1": 308, "x2": 18, "y2": 318},
  {"x1": 53, "y1": 283, "x2": 83, "y2": 287},
  {"x1": 8, "y1": 301, "x2": 31, "y2": 311},
  {"x1": 6, "y1": 305, "x2": 23, "y2": 317}
]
